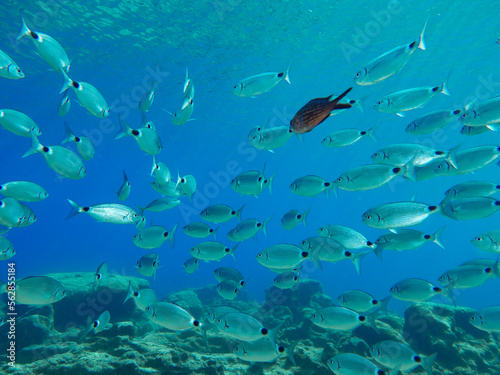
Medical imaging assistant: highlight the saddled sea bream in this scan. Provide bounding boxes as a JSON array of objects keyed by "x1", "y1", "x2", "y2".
[
  {"x1": 231, "y1": 165, "x2": 275, "y2": 196},
  {"x1": 405, "y1": 108, "x2": 462, "y2": 135},
  {"x1": 92, "y1": 262, "x2": 107, "y2": 289},
  {"x1": 78, "y1": 310, "x2": 112, "y2": 342},
  {"x1": 151, "y1": 157, "x2": 171, "y2": 185},
  {"x1": 445, "y1": 181, "x2": 500, "y2": 199},
  {"x1": 390, "y1": 278, "x2": 444, "y2": 303},
  {"x1": 438, "y1": 263, "x2": 499, "y2": 290},
  {"x1": 23, "y1": 134, "x2": 86, "y2": 180},
  {"x1": 362, "y1": 201, "x2": 440, "y2": 229},
  {"x1": 0, "y1": 181, "x2": 48, "y2": 202},
  {"x1": 16, "y1": 13, "x2": 70, "y2": 73},
  {"x1": 311, "y1": 306, "x2": 377, "y2": 331},
  {"x1": 375, "y1": 227, "x2": 445, "y2": 251},
  {"x1": 469, "y1": 306, "x2": 500, "y2": 332},
  {"x1": 116, "y1": 170, "x2": 131, "y2": 201},
  {"x1": 289, "y1": 175, "x2": 332, "y2": 197},
  {"x1": 290, "y1": 88, "x2": 353, "y2": 134},
  {"x1": 189, "y1": 241, "x2": 239, "y2": 261},
  {"x1": 440, "y1": 196, "x2": 500, "y2": 221},
  {"x1": 0, "y1": 276, "x2": 66, "y2": 305},
  {"x1": 459, "y1": 95, "x2": 500, "y2": 128},
  {"x1": 183, "y1": 257, "x2": 200, "y2": 274},
  {"x1": 317, "y1": 225, "x2": 376, "y2": 251},
  {"x1": 216, "y1": 279, "x2": 241, "y2": 300},
  {"x1": 123, "y1": 280, "x2": 158, "y2": 311},
  {"x1": 322, "y1": 123, "x2": 379, "y2": 148},
  {"x1": 434, "y1": 145, "x2": 500, "y2": 176},
  {"x1": 281, "y1": 208, "x2": 310, "y2": 230},
  {"x1": 183, "y1": 222, "x2": 218, "y2": 239},
  {"x1": 233, "y1": 338, "x2": 298, "y2": 365},
  {"x1": 374, "y1": 76, "x2": 450, "y2": 117},
  {"x1": 145, "y1": 302, "x2": 201, "y2": 331},
  {"x1": 200, "y1": 204, "x2": 245, "y2": 223},
  {"x1": 354, "y1": 18, "x2": 427, "y2": 85},
  {"x1": 248, "y1": 123, "x2": 293, "y2": 151},
  {"x1": 471, "y1": 230, "x2": 500, "y2": 253},
  {"x1": 232, "y1": 63, "x2": 291, "y2": 97},
  {"x1": 0, "y1": 236, "x2": 15, "y2": 261},
  {"x1": 136, "y1": 253, "x2": 161, "y2": 279},
  {"x1": 66, "y1": 199, "x2": 143, "y2": 225},
  {"x1": 175, "y1": 173, "x2": 197, "y2": 199},
  {"x1": 273, "y1": 269, "x2": 301, "y2": 289},
  {"x1": 327, "y1": 352, "x2": 395, "y2": 375},
  {"x1": 61, "y1": 122, "x2": 94, "y2": 161},
  {"x1": 137, "y1": 197, "x2": 180, "y2": 213},
  {"x1": 256, "y1": 243, "x2": 319, "y2": 272},
  {"x1": 0, "y1": 197, "x2": 36, "y2": 229},
  {"x1": 0, "y1": 109, "x2": 41, "y2": 137},
  {"x1": 132, "y1": 224, "x2": 177, "y2": 249},
  {"x1": 371, "y1": 143, "x2": 459, "y2": 168},
  {"x1": 0, "y1": 49, "x2": 24, "y2": 79},
  {"x1": 58, "y1": 94, "x2": 70, "y2": 116},
  {"x1": 115, "y1": 116, "x2": 162, "y2": 155},
  {"x1": 227, "y1": 217, "x2": 272, "y2": 241},
  {"x1": 139, "y1": 79, "x2": 155, "y2": 112},
  {"x1": 337, "y1": 290, "x2": 389, "y2": 313},
  {"x1": 371, "y1": 340, "x2": 436, "y2": 375},
  {"x1": 60, "y1": 70, "x2": 109, "y2": 118}
]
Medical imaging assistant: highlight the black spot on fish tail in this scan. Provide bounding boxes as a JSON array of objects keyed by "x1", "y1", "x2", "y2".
[
  {"x1": 393, "y1": 167, "x2": 401, "y2": 173},
  {"x1": 345, "y1": 251, "x2": 352, "y2": 257},
  {"x1": 367, "y1": 241, "x2": 374, "y2": 247},
  {"x1": 261, "y1": 328, "x2": 268, "y2": 335},
  {"x1": 428, "y1": 206, "x2": 438, "y2": 211},
  {"x1": 30, "y1": 31, "x2": 38, "y2": 39},
  {"x1": 435, "y1": 151, "x2": 445, "y2": 155},
  {"x1": 360, "y1": 131, "x2": 367, "y2": 135},
  {"x1": 42, "y1": 146, "x2": 49, "y2": 152},
  {"x1": 372, "y1": 300, "x2": 378, "y2": 305},
  {"x1": 209, "y1": 229, "x2": 214, "y2": 233},
  {"x1": 231, "y1": 210, "x2": 236, "y2": 215},
  {"x1": 72, "y1": 81, "x2": 79, "y2": 89},
  {"x1": 359, "y1": 316, "x2": 366, "y2": 322},
  {"x1": 257, "y1": 223, "x2": 262, "y2": 227},
  {"x1": 225, "y1": 247, "x2": 230, "y2": 253},
  {"x1": 409, "y1": 41, "x2": 416, "y2": 48},
  {"x1": 278, "y1": 72, "x2": 284, "y2": 77},
  {"x1": 163, "y1": 232, "x2": 168, "y2": 237},
  {"x1": 453, "y1": 109, "x2": 461, "y2": 115},
  {"x1": 434, "y1": 287, "x2": 442, "y2": 293},
  {"x1": 193, "y1": 320, "x2": 200, "y2": 327},
  {"x1": 495, "y1": 201, "x2": 500, "y2": 206},
  {"x1": 301, "y1": 251, "x2": 308, "y2": 258},
  {"x1": 278, "y1": 346, "x2": 285, "y2": 353},
  {"x1": 133, "y1": 291, "x2": 139, "y2": 297},
  {"x1": 297, "y1": 214, "x2": 302, "y2": 219},
  {"x1": 414, "y1": 356, "x2": 422, "y2": 363},
  {"x1": 432, "y1": 86, "x2": 439, "y2": 92},
  {"x1": 324, "y1": 182, "x2": 331, "y2": 187},
  {"x1": 496, "y1": 185, "x2": 500, "y2": 190},
  {"x1": 132, "y1": 130, "x2": 139, "y2": 136},
  {"x1": 83, "y1": 207, "x2": 90, "y2": 212},
  {"x1": 377, "y1": 371, "x2": 386, "y2": 375},
  {"x1": 75, "y1": 137, "x2": 80, "y2": 142},
  {"x1": 486, "y1": 268, "x2": 492, "y2": 274},
  {"x1": 424, "y1": 234, "x2": 431, "y2": 239}
]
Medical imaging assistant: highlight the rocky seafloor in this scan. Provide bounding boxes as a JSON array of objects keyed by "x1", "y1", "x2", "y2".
[{"x1": 1, "y1": 272, "x2": 499, "y2": 375}]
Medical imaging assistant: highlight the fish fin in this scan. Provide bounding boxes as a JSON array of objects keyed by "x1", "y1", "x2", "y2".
[
  {"x1": 403, "y1": 160, "x2": 417, "y2": 182},
  {"x1": 351, "y1": 250, "x2": 370, "y2": 275},
  {"x1": 162, "y1": 108, "x2": 174, "y2": 116},
  {"x1": 365, "y1": 309, "x2": 380, "y2": 333},
  {"x1": 378, "y1": 296, "x2": 392, "y2": 316},
  {"x1": 331, "y1": 184, "x2": 338, "y2": 198},
  {"x1": 441, "y1": 69, "x2": 452, "y2": 96},
  {"x1": 446, "y1": 144, "x2": 461, "y2": 169},
  {"x1": 422, "y1": 353, "x2": 437, "y2": 375},
  {"x1": 387, "y1": 364, "x2": 402, "y2": 375},
  {"x1": 22, "y1": 132, "x2": 42, "y2": 158},
  {"x1": 16, "y1": 12, "x2": 30, "y2": 41},
  {"x1": 262, "y1": 216, "x2": 272, "y2": 236},
  {"x1": 268, "y1": 171, "x2": 276, "y2": 194},
  {"x1": 168, "y1": 224, "x2": 177, "y2": 248},
  {"x1": 59, "y1": 69, "x2": 73, "y2": 94},
  {"x1": 433, "y1": 226, "x2": 446, "y2": 249},
  {"x1": 373, "y1": 246, "x2": 384, "y2": 262},
  {"x1": 229, "y1": 243, "x2": 240, "y2": 259},
  {"x1": 183, "y1": 68, "x2": 189, "y2": 93},
  {"x1": 61, "y1": 122, "x2": 75, "y2": 145},
  {"x1": 333, "y1": 103, "x2": 352, "y2": 111},
  {"x1": 266, "y1": 321, "x2": 284, "y2": 348},
  {"x1": 396, "y1": 112, "x2": 405, "y2": 117},
  {"x1": 367, "y1": 122, "x2": 380, "y2": 142},
  {"x1": 356, "y1": 93, "x2": 371, "y2": 113},
  {"x1": 284, "y1": 60, "x2": 292, "y2": 84},
  {"x1": 212, "y1": 226, "x2": 219, "y2": 239},
  {"x1": 302, "y1": 208, "x2": 311, "y2": 228},
  {"x1": 310, "y1": 251, "x2": 322, "y2": 271},
  {"x1": 330, "y1": 87, "x2": 353, "y2": 106},
  {"x1": 150, "y1": 156, "x2": 157, "y2": 176},
  {"x1": 114, "y1": 116, "x2": 132, "y2": 140},
  {"x1": 236, "y1": 204, "x2": 245, "y2": 222},
  {"x1": 443, "y1": 282, "x2": 457, "y2": 307},
  {"x1": 418, "y1": 15, "x2": 429, "y2": 50},
  {"x1": 122, "y1": 280, "x2": 133, "y2": 305},
  {"x1": 0, "y1": 226, "x2": 11, "y2": 235},
  {"x1": 66, "y1": 199, "x2": 83, "y2": 219},
  {"x1": 286, "y1": 340, "x2": 299, "y2": 366},
  {"x1": 494, "y1": 256, "x2": 500, "y2": 278},
  {"x1": 123, "y1": 169, "x2": 128, "y2": 182},
  {"x1": 486, "y1": 124, "x2": 500, "y2": 131}
]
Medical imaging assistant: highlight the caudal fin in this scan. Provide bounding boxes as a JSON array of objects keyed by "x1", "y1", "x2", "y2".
[
  {"x1": 22, "y1": 133, "x2": 43, "y2": 158},
  {"x1": 66, "y1": 199, "x2": 84, "y2": 219},
  {"x1": 331, "y1": 87, "x2": 353, "y2": 107},
  {"x1": 16, "y1": 13, "x2": 31, "y2": 42}
]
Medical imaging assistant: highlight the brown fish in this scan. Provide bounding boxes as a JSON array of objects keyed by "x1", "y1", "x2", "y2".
[{"x1": 290, "y1": 87, "x2": 353, "y2": 134}]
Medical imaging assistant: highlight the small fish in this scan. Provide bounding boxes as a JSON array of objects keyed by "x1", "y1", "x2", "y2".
[
  {"x1": 471, "y1": 230, "x2": 500, "y2": 253},
  {"x1": 217, "y1": 279, "x2": 240, "y2": 300},
  {"x1": 289, "y1": 175, "x2": 331, "y2": 197},
  {"x1": 139, "y1": 80, "x2": 155, "y2": 112},
  {"x1": 273, "y1": 270, "x2": 300, "y2": 290},
  {"x1": 145, "y1": 302, "x2": 201, "y2": 331},
  {"x1": 17, "y1": 202, "x2": 36, "y2": 228},
  {"x1": 434, "y1": 146, "x2": 500, "y2": 176},
  {"x1": 136, "y1": 253, "x2": 161, "y2": 279},
  {"x1": 0, "y1": 237, "x2": 15, "y2": 261},
  {"x1": 176, "y1": 174, "x2": 197, "y2": 198},
  {"x1": 445, "y1": 181, "x2": 500, "y2": 199},
  {"x1": 183, "y1": 257, "x2": 200, "y2": 274},
  {"x1": 227, "y1": 217, "x2": 272, "y2": 241},
  {"x1": 132, "y1": 224, "x2": 177, "y2": 249},
  {"x1": 66, "y1": 199, "x2": 142, "y2": 225},
  {"x1": 281, "y1": 208, "x2": 310, "y2": 230},
  {"x1": 371, "y1": 340, "x2": 436, "y2": 375},
  {"x1": 460, "y1": 125, "x2": 490, "y2": 136},
  {"x1": 459, "y1": 96, "x2": 500, "y2": 127},
  {"x1": 150, "y1": 181, "x2": 186, "y2": 198},
  {"x1": 354, "y1": 18, "x2": 427, "y2": 85},
  {"x1": 333, "y1": 163, "x2": 414, "y2": 194},
  {"x1": 232, "y1": 64, "x2": 291, "y2": 97},
  {"x1": 61, "y1": 122, "x2": 94, "y2": 160},
  {"x1": 414, "y1": 159, "x2": 443, "y2": 181},
  {"x1": 200, "y1": 204, "x2": 245, "y2": 223},
  {"x1": 327, "y1": 353, "x2": 391, "y2": 375},
  {"x1": 137, "y1": 197, "x2": 181, "y2": 213},
  {"x1": 322, "y1": 123, "x2": 379, "y2": 148},
  {"x1": 165, "y1": 97, "x2": 195, "y2": 126},
  {"x1": 0, "y1": 109, "x2": 41, "y2": 137},
  {"x1": 216, "y1": 312, "x2": 282, "y2": 347},
  {"x1": 375, "y1": 227, "x2": 445, "y2": 254},
  {"x1": 390, "y1": 278, "x2": 444, "y2": 303},
  {"x1": 115, "y1": 117, "x2": 162, "y2": 155},
  {"x1": 438, "y1": 265, "x2": 498, "y2": 289},
  {"x1": 23, "y1": 134, "x2": 86, "y2": 180},
  {"x1": 58, "y1": 95, "x2": 71, "y2": 116},
  {"x1": 78, "y1": 310, "x2": 112, "y2": 342},
  {"x1": 0, "y1": 276, "x2": 66, "y2": 305},
  {"x1": 0, "y1": 181, "x2": 48, "y2": 202},
  {"x1": 183, "y1": 222, "x2": 218, "y2": 239},
  {"x1": 0, "y1": 49, "x2": 24, "y2": 79},
  {"x1": 233, "y1": 338, "x2": 298, "y2": 365},
  {"x1": 374, "y1": 77, "x2": 450, "y2": 117},
  {"x1": 189, "y1": 241, "x2": 239, "y2": 261},
  {"x1": 311, "y1": 306, "x2": 376, "y2": 331},
  {"x1": 290, "y1": 88, "x2": 353, "y2": 134},
  {"x1": 231, "y1": 165, "x2": 275, "y2": 196},
  {"x1": 60, "y1": 70, "x2": 109, "y2": 118},
  {"x1": 0, "y1": 197, "x2": 36, "y2": 229},
  {"x1": 116, "y1": 170, "x2": 131, "y2": 201},
  {"x1": 317, "y1": 225, "x2": 375, "y2": 250},
  {"x1": 337, "y1": 290, "x2": 386, "y2": 313},
  {"x1": 93, "y1": 262, "x2": 108, "y2": 288},
  {"x1": 151, "y1": 157, "x2": 171, "y2": 185},
  {"x1": 362, "y1": 201, "x2": 440, "y2": 229},
  {"x1": 248, "y1": 124, "x2": 293, "y2": 151},
  {"x1": 123, "y1": 281, "x2": 158, "y2": 311},
  {"x1": 405, "y1": 109, "x2": 462, "y2": 135},
  {"x1": 469, "y1": 306, "x2": 500, "y2": 332},
  {"x1": 205, "y1": 306, "x2": 240, "y2": 324},
  {"x1": 214, "y1": 267, "x2": 245, "y2": 285},
  {"x1": 440, "y1": 196, "x2": 500, "y2": 221},
  {"x1": 256, "y1": 244, "x2": 315, "y2": 272},
  {"x1": 371, "y1": 143, "x2": 459, "y2": 169},
  {"x1": 183, "y1": 68, "x2": 195, "y2": 101},
  {"x1": 17, "y1": 14, "x2": 70, "y2": 73}
]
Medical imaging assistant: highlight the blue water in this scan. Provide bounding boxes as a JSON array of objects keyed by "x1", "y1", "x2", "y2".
[{"x1": 1, "y1": 0, "x2": 500, "y2": 319}]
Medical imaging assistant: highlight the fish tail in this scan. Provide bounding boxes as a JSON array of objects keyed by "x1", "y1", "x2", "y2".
[
  {"x1": 302, "y1": 207, "x2": 311, "y2": 228},
  {"x1": 168, "y1": 224, "x2": 177, "y2": 248},
  {"x1": 443, "y1": 283, "x2": 457, "y2": 306},
  {"x1": 422, "y1": 353, "x2": 437, "y2": 375},
  {"x1": 330, "y1": 87, "x2": 353, "y2": 106},
  {"x1": 61, "y1": 122, "x2": 74, "y2": 145},
  {"x1": 373, "y1": 245, "x2": 384, "y2": 262},
  {"x1": 267, "y1": 171, "x2": 276, "y2": 194},
  {"x1": 229, "y1": 243, "x2": 240, "y2": 260},
  {"x1": 365, "y1": 309, "x2": 380, "y2": 333},
  {"x1": 114, "y1": 116, "x2": 131, "y2": 140},
  {"x1": 356, "y1": 93, "x2": 371, "y2": 113},
  {"x1": 403, "y1": 160, "x2": 417, "y2": 182},
  {"x1": 59, "y1": 69, "x2": 73, "y2": 94},
  {"x1": 267, "y1": 321, "x2": 284, "y2": 348},
  {"x1": 150, "y1": 156, "x2": 157, "y2": 176},
  {"x1": 284, "y1": 60, "x2": 292, "y2": 84},
  {"x1": 446, "y1": 144, "x2": 461, "y2": 169},
  {"x1": 418, "y1": 16, "x2": 429, "y2": 50},
  {"x1": 135, "y1": 205, "x2": 145, "y2": 215},
  {"x1": 235, "y1": 204, "x2": 245, "y2": 222},
  {"x1": 261, "y1": 216, "x2": 272, "y2": 236},
  {"x1": 0, "y1": 280, "x2": 7, "y2": 294},
  {"x1": 122, "y1": 280, "x2": 133, "y2": 305},
  {"x1": 123, "y1": 169, "x2": 128, "y2": 183},
  {"x1": 16, "y1": 12, "x2": 31, "y2": 42},
  {"x1": 351, "y1": 250, "x2": 370, "y2": 275},
  {"x1": 441, "y1": 69, "x2": 452, "y2": 96},
  {"x1": 367, "y1": 122, "x2": 380, "y2": 142},
  {"x1": 331, "y1": 184, "x2": 338, "y2": 198},
  {"x1": 22, "y1": 132, "x2": 42, "y2": 158},
  {"x1": 310, "y1": 250, "x2": 322, "y2": 271},
  {"x1": 66, "y1": 199, "x2": 83, "y2": 219},
  {"x1": 494, "y1": 256, "x2": 500, "y2": 278},
  {"x1": 286, "y1": 340, "x2": 299, "y2": 366},
  {"x1": 433, "y1": 226, "x2": 446, "y2": 249},
  {"x1": 212, "y1": 226, "x2": 219, "y2": 239}
]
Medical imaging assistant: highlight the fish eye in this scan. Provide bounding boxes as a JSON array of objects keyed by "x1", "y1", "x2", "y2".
[
  {"x1": 257, "y1": 253, "x2": 263, "y2": 258},
  {"x1": 471, "y1": 316, "x2": 476, "y2": 321},
  {"x1": 365, "y1": 215, "x2": 371, "y2": 220},
  {"x1": 336, "y1": 177, "x2": 342, "y2": 182},
  {"x1": 355, "y1": 72, "x2": 360, "y2": 78},
  {"x1": 475, "y1": 237, "x2": 483, "y2": 241}
]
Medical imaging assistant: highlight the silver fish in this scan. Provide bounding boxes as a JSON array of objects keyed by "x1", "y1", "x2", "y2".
[
  {"x1": 273, "y1": 270, "x2": 300, "y2": 290},
  {"x1": 200, "y1": 204, "x2": 245, "y2": 223},
  {"x1": 217, "y1": 279, "x2": 240, "y2": 300},
  {"x1": 0, "y1": 181, "x2": 48, "y2": 202},
  {"x1": 116, "y1": 170, "x2": 131, "y2": 201},
  {"x1": 123, "y1": 281, "x2": 158, "y2": 311},
  {"x1": 471, "y1": 230, "x2": 500, "y2": 253},
  {"x1": 0, "y1": 197, "x2": 36, "y2": 229},
  {"x1": 256, "y1": 244, "x2": 313, "y2": 271},
  {"x1": 460, "y1": 124, "x2": 490, "y2": 136},
  {"x1": 459, "y1": 96, "x2": 500, "y2": 127},
  {"x1": 337, "y1": 290, "x2": 381, "y2": 313},
  {"x1": 0, "y1": 236, "x2": 15, "y2": 261},
  {"x1": 438, "y1": 264, "x2": 498, "y2": 289},
  {"x1": 183, "y1": 68, "x2": 195, "y2": 101},
  {"x1": 435, "y1": 146, "x2": 500, "y2": 176},
  {"x1": 371, "y1": 143, "x2": 459, "y2": 168},
  {"x1": 289, "y1": 175, "x2": 331, "y2": 197},
  {"x1": 327, "y1": 353, "x2": 389, "y2": 375},
  {"x1": 183, "y1": 257, "x2": 200, "y2": 274},
  {"x1": 150, "y1": 181, "x2": 186, "y2": 198},
  {"x1": 1, "y1": 276, "x2": 66, "y2": 305},
  {"x1": 362, "y1": 202, "x2": 440, "y2": 229},
  {"x1": 115, "y1": 117, "x2": 162, "y2": 155},
  {"x1": 248, "y1": 124, "x2": 293, "y2": 151},
  {"x1": 405, "y1": 109, "x2": 462, "y2": 135},
  {"x1": 58, "y1": 95, "x2": 70, "y2": 116},
  {"x1": 0, "y1": 49, "x2": 24, "y2": 79},
  {"x1": 189, "y1": 241, "x2": 239, "y2": 261},
  {"x1": 231, "y1": 166, "x2": 275, "y2": 196},
  {"x1": 390, "y1": 278, "x2": 443, "y2": 303},
  {"x1": 78, "y1": 310, "x2": 112, "y2": 342},
  {"x1": 136, "y1": 253, "x2": 160, "y2": 279},
  {"x1": 317, "y1": 224, "x2": 375, "y2": 250},
  {"x1": 322, "y1": 123, "x2": 378, "y2": 148},
  {"x1": 232, "y1": 64, "x2": 291, "y2": 97},
  {"x1": 151, "y1": 157, "x2": 171, "y2": 185},
  {"x1": 445, "y1": 181, "x2": 500, "y2": 199},
  {"x1": 375, "y1": 227, "x2": 445, "y2": 254},
  {"x1": 227, "y1": 217, "x2": 272, "y2": 241},
  {"x1": 371, "y1": 340, "x2": 436, "y2": 374},
  {"x1": 145, "y1": 302, "x2": 200, "y2": 331},
  {"x1": 354, "y1": 18, "x2": 427, "y2": 85},
  {"x1": 183, "y1": 222, "x2": 218, "y2": 239},
  {"x1": 214, "y1": 267, "x2": 244, "y2": 285},
  {"x1": 233, "y1": 338, "x2": 297, "y2": 365},
  {"x1": 281, "y1": 208, "x2": 310, "y2": 230},
  {"x1": 205, "y1": 306, "x2": 240, "y2": 324},
  {"x1": 66, "y1": 200, "x2": 142, "y2": 225},
  {"x1": 139, "y1": 80, "x2": 155, "y2": 112},
  {"x1": 92, "y1": 262, "x2": 107, "y2": 288},
  {"x1": 132, "y1": 224, "x2": 177, "y2": 249},
  {"x1": 137, "y1": 197, "x2": 181, "y2": 213},
  {"x1": 311, "y1": 306, "x2": 375, "y2": 331},
  {"x1": 440, "y1": 196, "x2": 500, "y2": 221},
  {"x1": 469, "y1": 306, "x2": 500, "y2": 332},
  {"x1": 166, "y1": 97, "x2": 195, "y2": 126},
  {"x1": 175, "y1": 174, "x2": 197, "y2": 198},
  {"x1": 0, "y1": 109, "x2": 41, "y2": 137},
  {"x1": 61, "y1": 122, "x2": 94, "y2": 160}
]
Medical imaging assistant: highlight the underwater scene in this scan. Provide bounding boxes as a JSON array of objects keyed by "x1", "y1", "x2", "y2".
[{"x1": 1, "y1": 0, "x2": 500, "y2": 374}]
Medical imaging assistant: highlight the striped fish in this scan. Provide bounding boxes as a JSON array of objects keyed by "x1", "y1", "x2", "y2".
[{"x1": 290, "y1": 87, "x2": 353, "y2": 134}]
